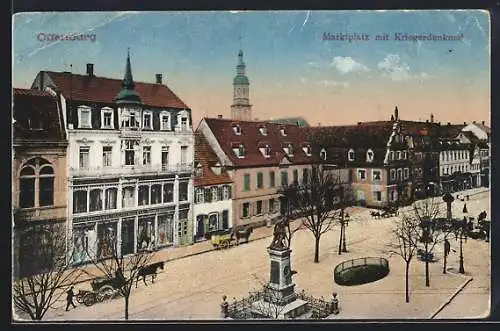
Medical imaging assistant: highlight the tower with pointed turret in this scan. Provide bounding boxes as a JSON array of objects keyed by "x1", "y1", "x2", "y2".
[{"x1": 231, "y1": 49, "x2": 252, "y2": 121}]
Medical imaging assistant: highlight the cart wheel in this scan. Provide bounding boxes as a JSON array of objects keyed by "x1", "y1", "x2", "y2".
[
  {"x1": 221, "y1": 240, "x2": 229, "y2": 249},
  {"x1": 83, "y1": 293, "x2": 95, "y2": 306},
  {"x1": 98, "y1": 285, "x2": 114, "y2": 302}
]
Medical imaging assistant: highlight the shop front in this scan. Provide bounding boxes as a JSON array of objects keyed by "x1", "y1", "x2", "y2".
[{"x1": 71, "y1": 206, "x2": 181, "y2": 265}]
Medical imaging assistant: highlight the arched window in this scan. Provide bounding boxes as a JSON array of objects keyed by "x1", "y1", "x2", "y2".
[
  {"x1": 320, "y1": 149, "x2": 327, "y2": 161},
  {"x1": 19, "y1": 158, "x2": 54, "y2": 209}
]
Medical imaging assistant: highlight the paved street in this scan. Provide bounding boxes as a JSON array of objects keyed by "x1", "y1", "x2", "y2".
[{"x1": 31, "y1": 188, "x2": 490, "y2": 321}]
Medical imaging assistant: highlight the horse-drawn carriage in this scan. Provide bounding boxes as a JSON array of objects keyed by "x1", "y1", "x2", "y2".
[
  {"x1": 370, "y1": 205, "x2": 399, "y2": 219},
  {"x1": 76, "y1": 275, "x2": 124, "y2": 306},
  {"x1": 211, "y1": 227, "x2": 253, "y2": 249}
]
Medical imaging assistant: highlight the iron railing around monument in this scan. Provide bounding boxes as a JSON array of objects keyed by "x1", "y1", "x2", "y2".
[
  {"x1": 334, "y1": 257, "x2": 389, "y2": 275},
  {"x1": 226, "y1": 288, "x2": 333, "y2": 320}
]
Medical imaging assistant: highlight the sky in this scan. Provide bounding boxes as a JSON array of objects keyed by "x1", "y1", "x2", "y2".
[{"x1": 12, "y1": 10, "x2": 490, "y2": 127}]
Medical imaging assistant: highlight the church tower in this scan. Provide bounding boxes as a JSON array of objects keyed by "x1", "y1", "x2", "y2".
[{"x1": 231, "y1": 49, "x2": 252, "y2": 121}]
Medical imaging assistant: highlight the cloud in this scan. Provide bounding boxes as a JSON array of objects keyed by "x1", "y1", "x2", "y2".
[
  {"x1": 377, "y1": 54, "x2": 412, "y2": 81},
  {"x1": 318, "y1": 79, "x2": 349, "y2": 89},
  {"x1": 331, "y1": 56, "x2": 370, "y2": 74},
  {"x1": 306, "y1": 62, "x2": 322, "y2": 70},
  {"x1": 377, "y1": 54, "x2": 432, "y2": 82}
]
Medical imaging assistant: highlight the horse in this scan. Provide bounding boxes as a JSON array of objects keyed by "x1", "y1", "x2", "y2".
[
  {"x1": 370, "y1": 211, "x2": 381, "y2": 219},
  {"x1": 235, "y1": 227, "x2": 253, "y2": 245},
  {"x1": 135, "y1": 261, "x2": 164, "y2": 288},
  {"x1": 477, "y1": 211, "x2": 487, "y2": 222}
]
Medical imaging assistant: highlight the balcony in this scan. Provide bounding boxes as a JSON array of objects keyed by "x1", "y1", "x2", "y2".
[
  {"x1": 70, "y1": 163, "x2": 193, "y2": 178},
  {"x1": 119, "y1": 127, "x2": 142, "y2": 138}
]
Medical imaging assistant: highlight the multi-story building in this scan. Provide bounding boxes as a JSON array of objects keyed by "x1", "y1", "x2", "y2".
[
  {"x1": 31, "y1": 54, "x2": 195, "y2": 264},
  {"x1": 456, "y1": 130, "x2": 488, "y2": 188},
  {"x1": 461, "y1": 121, "x2": 490, "y2": 187},
  {"x1": 193, "y1": 131, "x2": 233, "y2": 241},
  {"x1": 197, "y1": 117, "x2": 315, "y2": 229},
  {"x1": 13, "y1": 88, "x2": 68, "y2": 277},
  {"x1": 437, "y1": 138, "x2": 472, "y2": 193}
]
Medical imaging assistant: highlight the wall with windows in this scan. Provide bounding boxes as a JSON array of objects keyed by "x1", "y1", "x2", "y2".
[
  {"x1": 67, "y1": 130, "x2": 193, "y2": 176},
  {"x1": 13, "y1": 151, "x2": 67, "y2": 222},
  {"x1": 350, "y1": 168, "x2": 388, "y2": 207},
  {"x1": 193, "y1": 184, "x2": 232, "y2": 239}
]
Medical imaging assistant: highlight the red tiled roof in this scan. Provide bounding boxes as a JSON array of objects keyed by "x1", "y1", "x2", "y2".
[
  {"x1": 44, "y1": 71, "x2": 189, "y2": 109},
  {"x1": 13, "y1": 88, "x2": 65, "y2": 141},
  {"x1": 203, "y1": 118, "x2": 312, "y2": 167},
  {"x1": 307, "y1": 123, "x2": 394, "y2": 148},
  {"x1": 194, "y1": 131, "x2": 232, "y2": 186}
]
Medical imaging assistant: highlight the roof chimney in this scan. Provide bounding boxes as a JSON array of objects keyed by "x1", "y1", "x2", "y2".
[
  {"x1": 86, "y1": 63, "x2": 94, "y2": 77},
  {"x1": 472, "y1": 120, "x2": 476, "y2": 124},
  {"x1": 357, "y1": 122, "x2": 361, "y2": 125},
  {"x1": 318, "y1": 122, "x2": 322, "y2": 126},
  {"x1": 217, "y1": 114, "x2": 223, "y2": 119},
  {"x1": 464, "y1": 122, "x2": 467, "y2": 125},
  {"x1": 447, "y1": 122, "x2": 451, "y2": 126},
  {"x1": 482, "y1": 120, "x2": 485, "y2": 125},
  {"x1": 430, "y1": 113, "x2": 434, "y2": 123},
  {"x1": 155, "y1": 74, "x2": 162, "y2": 84},
  {"x1": 394, "y1": 106, "x2": 399, "y2": 121}
]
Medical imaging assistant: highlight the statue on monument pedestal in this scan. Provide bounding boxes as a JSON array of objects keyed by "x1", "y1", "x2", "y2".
[{"x1": 270, "y1": 219, "x2": 290, "y2": 250}]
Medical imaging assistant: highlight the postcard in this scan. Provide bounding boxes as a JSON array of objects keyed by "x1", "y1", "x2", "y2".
[{"x1": 12, "y1": 10, "x2": 491, "y2": 321}]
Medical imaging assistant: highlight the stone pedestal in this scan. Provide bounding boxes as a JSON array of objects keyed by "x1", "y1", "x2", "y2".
[
  {"x1": 251, "y1": 298, "x2": 309, "y2": 319},
  {"x1": 267, "y1": 247, "x2": 296, "y2": 305}
]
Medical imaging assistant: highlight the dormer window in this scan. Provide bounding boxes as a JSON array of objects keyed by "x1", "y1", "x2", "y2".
[
  {"x1": 233, "y1": 143, "x2": 245, "y2": 158},
  {"x1": 143, "y1": 111, "x2": 152, "y2": 130},
  {"x1": 280, "y1": 127, "x2": 287, "y2": 136},
  {"x1": 402, "y1": 151, "x2": 407, "y2": 160},
  {"x1": 283, "y1": 143, "x2": 294, "y2": 156},
  {"x1": 320, "y1": 148, "x2": 327, "y2": 161},
  {"x1": 176, "y1": 110, "x2": 190, "y2": 132},
  {"x1": 260, "y1": 144, "x2": 272, "y2": 158},
  {"x1": 366, "y1": 149, "x2": 374, "y2": 162},
  {"x1": 78, "y1": 106, "x2": 92, "y2": 128},
  {"x1": 396, "y1": 151, "x2": 401, "y2": 160},
  {"x1": 303, "y1": 144, "x2": 312, "y2": 156},
  {"x1": 348, "y1": 149, "x2": 355, "y2": 161},
  {"x1": 101, "y1": 107, "x2": 114, "y2": 129},
  {"x1": 389, "y1": 151, "x2": 395, "y2": 160},
  {"x1": 233, "y1": 124, "x2": 242, "y2": 135},
  {"x1": 181, "y1": 117, "x2": 188, "y2": 131},
  {"x1": 259, "y1": 126, "x2": 267, "y2": 136},
  {"x1": 160, "y1": 112, "x2": 171, "y2": 131}
]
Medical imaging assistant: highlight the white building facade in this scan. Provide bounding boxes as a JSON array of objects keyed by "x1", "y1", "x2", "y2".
[{"x1": 32, "y1": 56, "x2": 195, "y2": 264}]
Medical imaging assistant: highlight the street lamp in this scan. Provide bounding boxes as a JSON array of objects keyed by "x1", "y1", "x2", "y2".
[
  {"x1": 342, "y1": 212, "x2": 350, "y2": 253},
  {"x1": 458, "y1": 203, "x2": 468, "y2": 274}
]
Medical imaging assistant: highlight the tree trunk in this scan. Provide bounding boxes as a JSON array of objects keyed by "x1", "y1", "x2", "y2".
[
  {"x1": 338, "y1": 224, "x2": 343, "y2": 255},
  {"x1": 405, "y1": 261, "x2": 410, "y2": 303},
  {"x1": 425, "y1": 260, "x2": 430, "y2": 287},
  {"x1": 314, "y1": 236, "x2": 320, "y2": 263},
  {"x1": 124, "y1": 294, "x2": 129, "y2": 320},
  {"x1": 425, "y1": 243, "x2": 430, "y2": 287},
  {"x1": 443, "y1": 253, "x2": 447, "y2": 274}
]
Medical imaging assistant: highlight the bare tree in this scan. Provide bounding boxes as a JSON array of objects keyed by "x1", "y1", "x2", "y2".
[
  {"x1": 412, "y1": 197, "x2": 445, "y2": 287},
  {"x1": 13, "y1": 224, "x2": 84, "y2": 320},
  {"x1": 84, "y1": 235, "x2": 155, "y2": 320},
  {"x1": 281, "y1": 164, "x2": 343, "y2": 263},
  {"x1": 388, "y1": 213, "x2": 420, "y2": 303}
]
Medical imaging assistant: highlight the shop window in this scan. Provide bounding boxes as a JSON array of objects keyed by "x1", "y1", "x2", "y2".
[
  {"x1": 122, "y1": 186, "x2": 135, "y2": 208},
  {"x1": 120, "y1": 217, "x2": 135, "y2": 256},
  {"x1": 158, "y1": 214, "x2": 174, "y2": 246},
  {"x1": 163, "y1": 183, "x2": 174, "y2": 203},
  {"x1": 72, "y1": 224, "x2": 97, "y2": 264},
  {"x1": 138, "y1": 185, "x2": 150, "y2": 206},
  {"x1": 73, "y1": 190, "x2": 87, "y2": 214},
  {"x1": 137, "y1": 217, "x2": 155, "y2": 252},
  {"x1": 179, "y1": 182, "x2": 188, "y2": 201},
  {"x1": 151, "y1": 184, "x2": 162, "y2": 204},
  {"x1": 97, "y1": 222, "x2": 117, "y2": 259},
  {"x1": 89, "y1": 189, "x2": 103, "y2": 212},
  {"x1": 105, "y1": 188, "x2": 117, "y2": 210},
  {"x1": 208, "y1": 213, "x2": 218, "y2": 232}
]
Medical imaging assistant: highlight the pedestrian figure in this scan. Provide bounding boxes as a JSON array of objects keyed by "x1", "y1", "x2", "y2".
[
  {"x1": 444, "y1": 239, "x2": 451, "y2": 257},
  {"x1": 220, "y1": 295, "x2": 229, "y2": 318},
  {"x1": 65, "y1": 286, "x2": 76, "y2": 311}
]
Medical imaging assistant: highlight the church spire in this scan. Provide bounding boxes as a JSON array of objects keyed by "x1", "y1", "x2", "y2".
[
  {"x1": 114, "y1": 50, "x2": 142, "y2": 104},
  {"x1": 122, "y1": 48, "x2": 135, "y2": 89},
  {"x1": 231, "y1": 43, "x2": 252, "y2": 121}
]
